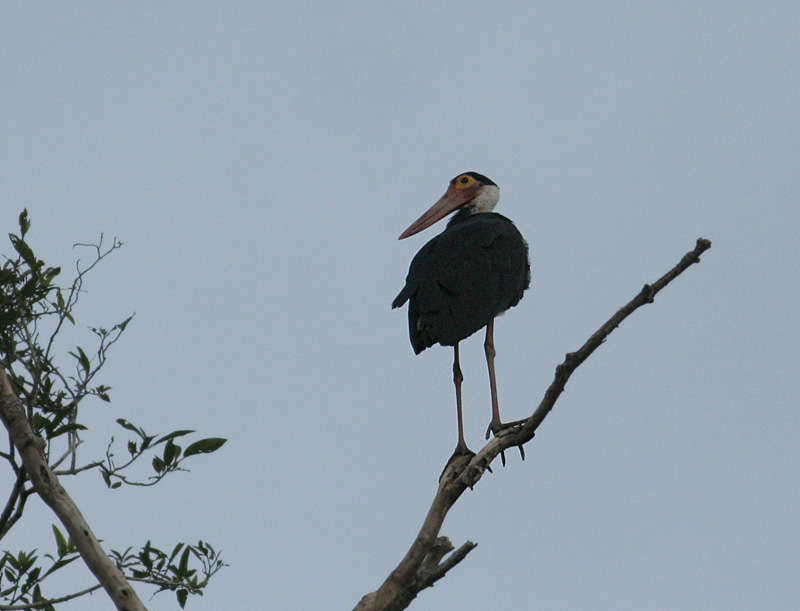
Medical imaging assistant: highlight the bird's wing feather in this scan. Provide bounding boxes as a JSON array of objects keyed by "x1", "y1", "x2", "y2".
[{"x1": 394, "y1": 214, "x2": 529, "y2": 352}]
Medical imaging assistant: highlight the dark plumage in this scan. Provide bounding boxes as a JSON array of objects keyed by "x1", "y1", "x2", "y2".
[
  {"x1": 392, "y1": 211, "x2": 530, "y2": 353},
  {"x1": 393, "y1": 172, "x2": 531, "y2": 455}
]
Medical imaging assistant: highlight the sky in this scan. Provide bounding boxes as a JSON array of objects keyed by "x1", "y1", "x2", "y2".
[{"x1": 1, "y1": 3, "x2": 799, "y2": 610}]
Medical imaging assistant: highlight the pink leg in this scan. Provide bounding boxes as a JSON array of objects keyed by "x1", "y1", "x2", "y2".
[
  {"x1": 452, "y1": 343, "x2": 469, "y2": 454},
  {"x1": 484, "y1": 319, "x2": 502, "y2": 436}
]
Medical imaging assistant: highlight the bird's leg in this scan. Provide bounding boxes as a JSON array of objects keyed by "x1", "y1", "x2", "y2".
[
  {"x1": 484, "y1": 319, "x2": 527, "y2": 440},
  {"x1": 452, "y1": 343, "x2": 471, "y2": 456},
  {"x1": 440, "y1": 344, "x2": 474, "y2": 481},
  {"x1": 484, "y1": 318, "x2": 503, "y2": 437}
]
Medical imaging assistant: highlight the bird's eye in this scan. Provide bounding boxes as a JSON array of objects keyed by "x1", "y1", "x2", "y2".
[{"x1": 454, "y1": 174, "x2": 474, "y2": 189}]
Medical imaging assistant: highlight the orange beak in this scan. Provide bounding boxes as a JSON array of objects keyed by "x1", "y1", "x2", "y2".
[{"x1": 398, "y1": 184, "x2": 479, "y2": 240}]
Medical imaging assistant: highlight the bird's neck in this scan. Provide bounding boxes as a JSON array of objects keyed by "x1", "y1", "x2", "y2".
[
  {"x1": 447, "y1": 185, "x2": 500, "y2": 227},
  {"x1": 447, "y1": 207, "x2": 491, "y2": 228}
]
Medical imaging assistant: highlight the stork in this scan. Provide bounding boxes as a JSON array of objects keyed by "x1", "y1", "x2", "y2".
[{"x1": 393, "y1": 172, "x2": 530, "y2": 456}]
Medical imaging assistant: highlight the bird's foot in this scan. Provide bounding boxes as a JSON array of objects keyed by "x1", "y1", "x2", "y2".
[
  {"x1": 485, "y1": 417, "x2": 527, "y2": 440},
  {"x1": 439, "y1": 443, "x2": 475, "y2": 482},
  {"x1": 486, "y1": 418, "x2": 529, "y2": 466}
]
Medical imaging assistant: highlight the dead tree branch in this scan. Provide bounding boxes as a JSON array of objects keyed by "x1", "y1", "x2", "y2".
[
  {"x1": 0, "y1": 367, "x2": 147, "y2": 611},
  {"x1": 355, "y1": 238, "x2": 712, "y2": 611}
]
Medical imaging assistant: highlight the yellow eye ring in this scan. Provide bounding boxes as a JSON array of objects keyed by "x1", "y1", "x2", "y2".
[{"x1": 453, "y1": 174, "x2": 475, "y2": 189}]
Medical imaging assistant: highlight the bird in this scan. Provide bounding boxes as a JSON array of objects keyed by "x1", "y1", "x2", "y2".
[{"x1": 392, "y1": 172, "x2": 530, "y2": 457}]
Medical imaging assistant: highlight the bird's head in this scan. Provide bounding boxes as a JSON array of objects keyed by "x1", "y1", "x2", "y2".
[{"x1": 398, "y1": 172, "x2": 499, "y2": 239}]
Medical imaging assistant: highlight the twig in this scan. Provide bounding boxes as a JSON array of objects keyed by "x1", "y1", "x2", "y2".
[
  {"x1": 0, "y1": 583, "x2": 102, "y2": 610},
  {"x1": 415, "y1": 539, "x2": 477, "y2": 589},
  {"x1": 0, "y1": 468, "x2": 28, "y2": 539},
  {"x1": 355, "y1": 238, "x2": 711, "y2": 611},
  {"x1": 52, "y1": 460, "x2": 103, "y2": 476}
]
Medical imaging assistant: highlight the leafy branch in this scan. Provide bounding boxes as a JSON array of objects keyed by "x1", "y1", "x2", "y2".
[
  {"x1": 0, "y1": 211, "x2": 227, "y2": 609},
  {"x1": 0, "y1": 525, "x2": 82, "y2": 610},
  {"x1": 112, "y1": 541, "x2": 226, "y2": 609},
  {"x1": 101, "y1": 420, "x2": 226, "y2": 488}
]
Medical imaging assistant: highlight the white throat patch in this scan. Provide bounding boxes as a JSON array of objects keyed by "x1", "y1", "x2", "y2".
[{"x1": 470, "y1": 185, "x2": 500, "y2": 213}]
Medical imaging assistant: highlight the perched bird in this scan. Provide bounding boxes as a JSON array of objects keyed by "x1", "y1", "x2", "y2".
[{"x1": 392, "y1": 172, "x2": 530, "y2": 456}]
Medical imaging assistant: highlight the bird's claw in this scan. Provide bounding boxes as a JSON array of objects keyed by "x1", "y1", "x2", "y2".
[
  {"x1": 486, "y1": 418, "x2": 529, "y2": 467},
  {"x1": 498, "y1": 442, "x2": 526, "y2": 466},
  {"x1": 485, "y1": 417, "x2": 527, "y2": 439}
]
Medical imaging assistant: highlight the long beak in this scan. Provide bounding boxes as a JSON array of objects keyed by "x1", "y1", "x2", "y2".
[{"x1": 398, "y1": 185, "x2": 476, "y2": 240}]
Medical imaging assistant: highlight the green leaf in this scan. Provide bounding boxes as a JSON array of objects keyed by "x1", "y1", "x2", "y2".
[
  {"x1": 179, "y1": 546, "x2": 190, "y2": 574},
  {"x1": 155, "y1": 430, "x2": 195, "y2": 445},
  {"x1": 49, "y1": 422, "x2": 88, "y2": 438},
  {"x1": 183, "y1": 438, "x2": 227, "y2": 458},
  {"x1": 52, "y1": 524, "x2": 68, "y2": 557},
  {"x1": 32, "y1": 583, "x2": 43, "y2": 602},
  {"x1": 72, "y1": 346, "x2": 91, "y2": 373},
  {"x1": 20, "y1": 275, "x2": 40, "y2": 298},
  {"x1": 19, "y1": 209, "x2": 30, "y2": 236},
  {"x1": 9, "y1": 234, "x2": 37, "y2": 268},
  {"x1": 139, "y1": 542, "x2": 154, "y2": 569},
  {"x1": 177, "y1": 588, "x2": 188, "y2": 608},
  {"x1": 43, "y1": 265, "x2": 60, "y2": 284},
  {"x1": 32, "y1": 413, "x2": 53, "y2": 432},
  {"x1": 49, "y1": 554, "x2": 80, "y2": 573},
  {"x1": 13, "y1": 550, "x2": 37, "y2": 573},
  {"x1": 116, "y1": 418, "x2": 137, "y2": 432},
  {"x1": 115, "y1": 315, "x2": 134, "y2": 332},
  {"x1": 95, "y1": 385, "x2": 112, "y2": 402},
  {"x1": 116, "y1": 419, "x2": 145, "y2": 438},
  {"x1": 168, "y1": 543, "x2": 184, "y2": 563},
  {"x1": 152, "y1": 456, "x2": 165, "y2": 473},
  {"x1": 163, "y1": 440, "x2": 178, "y2": 465}
]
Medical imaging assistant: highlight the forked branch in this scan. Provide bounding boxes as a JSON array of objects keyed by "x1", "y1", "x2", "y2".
[{"x1": 355, "y1": 238, "x2": 712, "y2": 611}]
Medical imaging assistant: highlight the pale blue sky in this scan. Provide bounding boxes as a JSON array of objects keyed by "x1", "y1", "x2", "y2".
[{"x1": 2, "y1": 3, "x2": 799, "y2": 610}]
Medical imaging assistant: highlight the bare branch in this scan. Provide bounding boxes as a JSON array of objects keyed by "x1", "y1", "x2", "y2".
[
  {"x1": 415, "y1": 539, "x2": 477, "y2": 590},
  {"x1": 355, "y1": 238, "x2": 712, "y2": 611},
  {"x1": 0, "y1": 468, "x2": 28, "y2": 538},
  {"x1": 464, "y1": 237, "x2": 713, "y2": 481},
  {"x1": 52, "y1": 460, "x2": 102, "y2": 476},
  {"x1": 43, "y1": 235, "x2": 124, "y2": 365},
  {"x1": 0, "y1": 367, "x2": 147, "y2": 611},
  {"x1": 0, "y1": 583, "x2": 102, "y2": 610}
]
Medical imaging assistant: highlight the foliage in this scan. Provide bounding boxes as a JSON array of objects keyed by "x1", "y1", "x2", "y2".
[
  {"x1": 0, "y1": 211, "x2": 226, "y2": 609},
  {"x1": 112, "y1": 540, "x2": 225, "y2": 609}
]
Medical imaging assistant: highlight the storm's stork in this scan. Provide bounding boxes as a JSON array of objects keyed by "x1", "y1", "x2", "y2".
[{"x1": 392, "y1": 172, "x2": 530, "y2": 456}]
